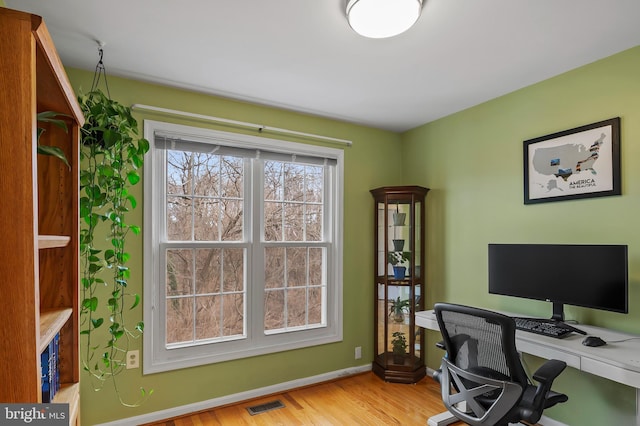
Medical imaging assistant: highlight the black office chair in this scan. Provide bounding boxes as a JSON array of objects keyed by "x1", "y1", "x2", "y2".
[{"x1": 432, "y1": 303, "x2": 568, "y2": 426}]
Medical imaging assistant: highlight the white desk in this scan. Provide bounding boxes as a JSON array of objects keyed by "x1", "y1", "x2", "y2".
[{"x1": 416, "y1": 309, "x2": 640, "y2": 425}]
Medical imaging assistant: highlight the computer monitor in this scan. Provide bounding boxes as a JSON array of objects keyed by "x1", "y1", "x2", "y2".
[{"x1": 488, "y1": 243, "x2": 628, "y2": 321}]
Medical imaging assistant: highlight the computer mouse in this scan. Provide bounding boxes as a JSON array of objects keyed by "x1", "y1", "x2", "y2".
[{"x1": 582, "y1": 336, "x2": 607, "y2": 347}]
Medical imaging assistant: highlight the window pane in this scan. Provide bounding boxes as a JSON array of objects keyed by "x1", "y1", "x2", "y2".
[
  {"x1": 284, "y1": 163, "x2": 305, "y2": 202},
  {"x1": 287, "y1": 288, "x2": 307, "y2": 327},
  {"x1": 284, "y1": 203, "x2": 304, "y2": 241},
  {"x1": 264, "y1": 201, "x2": 283, "y2": 241},
  {"x1": 309, "y1": 248, "x2": 323, "y2": 285},
  {"x1": 264, "y1": 161, "x2": 283, "y2": 201},
  {"x1": 167, "y1": 151, "x2": 193, "y2": 196},
  {"x1": 287, "y1": 247, "x2": 307, "y2": 287},
  {"x1": 221, "y1": 157, "x2": 243, "y2": 198},
  {"x1": 195, "y1": 248, "x2": 221, "y2": 294},
  {"x1": 220, "y1": 199, "x2": 243, "y2": 241},
  {"x1": 265, "y1": 247, "x2": 285, "y2": 289},
  {"x1": 222, "y1": 293, "x2": 244, "y2": 337},
  {"x1": 222, "y1": 248, "x2": 245, "y2": 292},
  {"x1": 169, "y1": 153, "x2": 244, "y2": 242},
  {"x1": 167, "y1": 196, "x2": 192, "y2": 241},
  {"x1": 305, "y1": 204, "x2": 322, "y2": 242},
  {"x1": 194, "y1": 198, "x2": 219, "y2": 241},
  {"x1": 167, "y1": 297, "x2": 194, "y2": 344},
  {"x1": 195, "y1": 295, "x2": 220, "y2": 340},
  {"x1": 265, "y1": 161, "x2": 326, "y2": 244},
  {"x1": 264, "y1": 289, "x2": 285, "y2": 331},
  {"x1": 264, "y1": 246, "x2": 326, "y2": 332},
  {"x1": 167, "y1": 249, "x2": 193, "y2": 296},
  {"x1": 305, "y1": 166, "x2": 323, "y2": 203},
  {"x1": 193, "y1": 154, "x2": 220, "y2": 197},
  {"x1": 308, "y1": 287, "x2": 323, "y2": 325}
]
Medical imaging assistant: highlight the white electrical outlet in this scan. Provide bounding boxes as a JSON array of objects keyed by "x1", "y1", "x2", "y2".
[
  {"x1": 126, "y1": 350, "x2": 140, "y2": 369},
  {"x1": 355, "y1": 346, "x2": 362, "y2": 360}
]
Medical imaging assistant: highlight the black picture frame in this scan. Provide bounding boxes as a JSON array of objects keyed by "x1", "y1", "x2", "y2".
[{"x1": 523, "y1": 117, "x2": 621, "y2": 204}]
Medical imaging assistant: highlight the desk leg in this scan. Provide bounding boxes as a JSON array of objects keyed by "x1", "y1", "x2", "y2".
[{"x1": 637, "y1": 388, "x2": 640, "y2": 426}]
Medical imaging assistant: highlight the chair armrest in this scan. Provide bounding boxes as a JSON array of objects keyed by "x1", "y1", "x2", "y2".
[
  {"x1": 532, "y1": 359, "x2": 567, "y2": 407},
  {"x1": 533, "y1": 359, "x2": 566, "y2": 383}
]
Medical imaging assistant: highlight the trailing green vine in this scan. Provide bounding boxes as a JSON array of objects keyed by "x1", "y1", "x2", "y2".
[
  {"x1": 78, "y1": 89, "x2": 151, "y2": 405},
  {"x1": 37, "y1": 111, "x2": 70, "y2": 168}
]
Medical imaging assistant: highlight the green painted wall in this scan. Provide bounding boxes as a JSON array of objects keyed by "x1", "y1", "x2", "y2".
[
  {"x1": 402, "y1": 45, "x2": 640, "y2": 425},
  {"x1": 66, "y1": 68, "x2": 402, "y2": 424},
  {"x1": 67, "y1": 44, "x2": 640, "y2": 425}
]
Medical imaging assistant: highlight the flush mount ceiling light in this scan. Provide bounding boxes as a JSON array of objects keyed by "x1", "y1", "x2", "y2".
[{"x1": 346, "y1": 0, "x2": 423, "y2": 39}]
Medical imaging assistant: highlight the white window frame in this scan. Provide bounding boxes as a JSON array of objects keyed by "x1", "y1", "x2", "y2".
[{"x1": 143, "y1": 120, "x2": 344, "y2": 373}]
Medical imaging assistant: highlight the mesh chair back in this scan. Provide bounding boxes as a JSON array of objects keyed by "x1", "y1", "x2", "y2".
[{"x1": 435, "y1": 304, "x2": 528, "y2": 389}]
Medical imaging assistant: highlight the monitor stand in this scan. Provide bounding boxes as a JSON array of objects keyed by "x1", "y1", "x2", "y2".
[{"x1": 547, "y1": 301, "x2": 587, "y2": 335}]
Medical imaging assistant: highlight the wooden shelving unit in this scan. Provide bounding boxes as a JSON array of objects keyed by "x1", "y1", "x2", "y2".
[{"x1": 0, "y1": 7, "x2": 84, "y2": 424}]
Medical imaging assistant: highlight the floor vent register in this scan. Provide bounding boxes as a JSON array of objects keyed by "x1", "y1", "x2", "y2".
[{"x1": 246, "y1": 400, "x2": 285, "y2": 416}]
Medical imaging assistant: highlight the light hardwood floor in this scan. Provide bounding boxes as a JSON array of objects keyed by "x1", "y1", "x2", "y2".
[{"x1": 143, "y1": 371, "x2": 465, "y2": 425}]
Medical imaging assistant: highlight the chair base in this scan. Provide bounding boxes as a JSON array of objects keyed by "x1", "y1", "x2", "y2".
[
  {"x1": 428, "y1": 411, "x2": 526, "y2": 426},
  {"x1": 427, "y1": 411, "x2": 459, "y2": 426}
]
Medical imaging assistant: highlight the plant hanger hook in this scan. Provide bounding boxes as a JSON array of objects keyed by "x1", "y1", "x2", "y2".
[{"x1": 91, "y1": 40, "x2": 111, "y2": 98}]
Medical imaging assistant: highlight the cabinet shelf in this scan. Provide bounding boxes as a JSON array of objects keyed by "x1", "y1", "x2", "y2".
[
  {"x1": 38, "y1": 235, "x2": 71, "y2": 249},
  {"x1": 39, "y1": 308, "x2": 73, "y2": 353},
  {"x1": 53, "y1": 382, "x2": 80, "y2": 424}
]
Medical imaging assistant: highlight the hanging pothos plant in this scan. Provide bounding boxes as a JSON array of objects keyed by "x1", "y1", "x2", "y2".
[
  {"x1": 37, "y1": 111, "x2": 70, "y2": 168},
  {"x1": 78, "y1": 88, "x2": 151, "y2": 406}
]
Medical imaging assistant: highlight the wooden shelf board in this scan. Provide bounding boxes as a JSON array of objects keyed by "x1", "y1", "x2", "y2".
[
  {"x1": 38, "y1": 235, "x2": 71, "y2": 249},
  {"x1": 39, "y1": 308, "x2": 72, "y2": 353},
  {"x1": 53, "y1": 382, "x2": 79, "y2": 424}
]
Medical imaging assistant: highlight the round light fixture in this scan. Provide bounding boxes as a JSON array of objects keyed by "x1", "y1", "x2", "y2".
[{"x1": 346, "y1": 0, "x2": 423, "y2": 39}]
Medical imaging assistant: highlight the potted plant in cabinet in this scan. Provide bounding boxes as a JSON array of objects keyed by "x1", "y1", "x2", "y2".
[
  {"x1": 391, "y1": 331, "x2": 408, "y2": 364},
  {"x1": 392, "y1": 203, "x2": 406, "y2": 226},
  {"x1": 389, "y1": 297, "x2": 410, "y2": 323},
  {"x1": 387, "y1": 251, "x2": 410, "y2": 280}
]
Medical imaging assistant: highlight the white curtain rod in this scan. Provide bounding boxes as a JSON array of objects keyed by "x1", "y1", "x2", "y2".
[{"x1": 130, "y1": 104, "x2": 353, "y2": 147}]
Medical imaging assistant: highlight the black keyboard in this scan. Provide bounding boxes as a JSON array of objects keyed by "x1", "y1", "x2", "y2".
[{"x1": 513, "y1": 317, "x2": 572, "y2": 338}]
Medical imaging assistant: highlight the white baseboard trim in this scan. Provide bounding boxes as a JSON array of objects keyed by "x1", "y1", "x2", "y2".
[
  {"x1": 97, "y1": 363, "x2": 567, "y2": 426},
  {"x1": 94, "y1": 364, "x2": 372, "y2": 426}
]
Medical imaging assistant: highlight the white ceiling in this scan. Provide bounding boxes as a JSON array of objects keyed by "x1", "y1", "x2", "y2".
[{"x1": 6, "y1": 0, "x2": 640, "y2": 132}]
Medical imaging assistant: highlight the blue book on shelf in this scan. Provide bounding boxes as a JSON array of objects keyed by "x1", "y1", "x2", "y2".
[
  {"x1": 41, "y1": 332, "x2": 60, "y2": 403},
  {"x1": 40, "y1": 345, "x2": 51, "y2": 403},
  {"x1": 53, "y1": 333, "x2": 60, "y2": 394}
]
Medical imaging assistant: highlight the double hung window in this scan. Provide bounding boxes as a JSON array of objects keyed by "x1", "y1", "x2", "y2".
[{"x1": 143, "y1": 121, "x2": 343, "y2": 373}]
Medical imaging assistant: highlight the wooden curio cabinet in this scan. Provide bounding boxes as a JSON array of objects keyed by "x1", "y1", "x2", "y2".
[
  {"x1": 371, "y1": 186, "x2": 429, "y2": 383},
  {"x1": 0, "y1": 8, "x2": 84, "y2": 424}
]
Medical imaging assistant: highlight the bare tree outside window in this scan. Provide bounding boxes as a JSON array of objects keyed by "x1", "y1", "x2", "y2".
[
  {"x1": 164, "y1": 153, "x2": 326, "y2": 343},
  {"x1": 165, "y1": 151, "x2": 245, "y2": 346},
  {"x1": 264, "y1": 161, "x2": 326, "y2": 332}
]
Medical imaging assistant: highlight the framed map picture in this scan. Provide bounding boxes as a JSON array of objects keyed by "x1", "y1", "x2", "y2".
[{"x1": 524, "y1": 117, "x2": 621, "y2": 204}]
